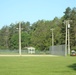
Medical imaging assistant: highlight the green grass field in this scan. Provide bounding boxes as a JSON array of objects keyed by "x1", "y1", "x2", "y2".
[{"x1": 0, "y1": 56, "x2": 76, "y2": 75}]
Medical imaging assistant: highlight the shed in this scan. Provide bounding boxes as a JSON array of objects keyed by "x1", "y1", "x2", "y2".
[{"x1": 27, "y1": 47, "x2": 35, "y2": 54}]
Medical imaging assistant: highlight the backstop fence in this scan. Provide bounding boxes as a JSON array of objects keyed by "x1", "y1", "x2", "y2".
[{"x1": 50, "y1": 45, "x2": 66, "y2": 56}]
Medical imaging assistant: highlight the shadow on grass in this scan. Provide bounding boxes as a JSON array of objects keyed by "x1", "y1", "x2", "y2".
[{"x1": 68, "y1": 63, "x2": 76, "y2": 71}]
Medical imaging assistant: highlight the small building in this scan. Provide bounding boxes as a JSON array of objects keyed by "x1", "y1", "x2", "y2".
[{"x1": 27, "y1": 47, "x2": 35, "y2": 54}]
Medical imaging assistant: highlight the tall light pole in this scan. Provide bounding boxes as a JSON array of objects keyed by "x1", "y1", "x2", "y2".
[
  {"x1": 68, "y1": 23, "x2": 70, "y2": 54},
  {"x1": 50, "y1": 29, "x2": 54, "y2": 51},
  {"x1": 65, "y1": 21, "x2": 68, "y2": 56},
  {"x1": 19, "y1": 22, "x2": 21, "y2": 56},
  {"x1": 64, "y1": 20, "x2": 72, "y2": 56}
]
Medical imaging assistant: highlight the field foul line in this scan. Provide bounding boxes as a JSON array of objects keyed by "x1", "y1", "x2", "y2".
[{"x1": 0, "y1": 55, "x2": 58, "y2": 57}]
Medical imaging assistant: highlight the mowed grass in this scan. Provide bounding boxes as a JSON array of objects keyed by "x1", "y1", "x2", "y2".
[{"x1": 0, "y1": 56, "x2": 76, "y2": 75}]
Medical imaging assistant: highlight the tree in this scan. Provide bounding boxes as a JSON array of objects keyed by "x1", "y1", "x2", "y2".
[
  {"x1": 8, "y1": 22, "x2": 31, "y2": 50},
  {"x1": 31, "y1": 19, "x2": 61, "y2": 50},
  {"x1": 70, "y1": 7, "x2": 76, "y2": 47},
  {"x1": 64, "y1": 7, "x2": 71, "y2": 20},
  {"x1": 21, "y1": 32, "x2": 31, "y2": 49},
  {"x1": 31, "y1": 20, "x2": 51, "y2": 50},
  {"x1": 0, "y1": 26, "x2": 9, "y2": 49},
  {"x1": 61, "y1": 7, "x2": 76, "y2": 49},
  {"x1": 9, "y1": 33, "x2": 19, "y2": 50},
  {"x1": 0, "y1": 7, "x2": 76, "y2": 51}
]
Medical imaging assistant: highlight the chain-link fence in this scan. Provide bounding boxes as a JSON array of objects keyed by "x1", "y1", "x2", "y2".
[
  {"x1": 0, "y1": 49, "x2": 50, "y2": 55},
  {"x1": 50, "y1": 45, "x2": 66, "y2": 56},
  {"x1": 0, "y1": 45, "x2": 66, "y2": 56}
]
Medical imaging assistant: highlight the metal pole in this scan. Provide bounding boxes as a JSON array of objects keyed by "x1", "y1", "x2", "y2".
[
  {"x1": 52, "y1": 29, "x2": 54, "y2": 47},
  {"x1": 64, "y1": 20, "x2": 72, "y2": 56},
  {"x1": 65, "y1": 21, "x2": 68, "y2": 56},
  {"x1": 51, "y1": 29, "x2": 54, "y2": 51},
  {"x1": 19, "y1": 22, "x2": 21, "y2": 55},
  {"x1": 68, "y1": 23, "x2": 70, "y2": 55}
]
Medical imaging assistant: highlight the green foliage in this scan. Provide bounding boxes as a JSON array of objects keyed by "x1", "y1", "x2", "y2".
[
  {"x1": 21, "y1": 32, "x2": 31, "y2": 48},
  {"x1": 0, "y1": 7, "x2": 76, "y2": 51},
  {"x1": 0, "y1": 26, "x2": 9, "y2": 49},
  {"x1": 64, "y1": 7, "x2": 71, "y2": 20},
  {"x1": 31, "y1": 20, "x2": 52, "y2": 50},
  {"x1": 61, "y1": 7, "x2": 76, "y2": 49},
  {"x1": 9, "y1": 33, "x2": 19, "y2": 50}
]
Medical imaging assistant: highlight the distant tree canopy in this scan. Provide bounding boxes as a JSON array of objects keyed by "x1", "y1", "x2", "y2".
[{"x1": 0, "y1": 7, "x2": 76, "y2": 50}]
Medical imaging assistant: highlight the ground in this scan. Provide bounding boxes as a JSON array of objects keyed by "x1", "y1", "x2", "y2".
[{"x1": 0, "y1": 56, "x2": 76, "y2": 75}]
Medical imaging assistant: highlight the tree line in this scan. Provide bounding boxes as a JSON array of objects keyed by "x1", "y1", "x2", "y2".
[{"x1": 0, "y1": 7, "x2": 76, "y2": 51}]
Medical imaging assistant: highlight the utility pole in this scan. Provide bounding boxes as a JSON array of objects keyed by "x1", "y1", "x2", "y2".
[
  {"x1": 19, "y1": 22, "x2": 21, "y2": 56},
  {"x1": 64, "y1": 20, "x2": 72, "y2": 56},
  {"x1": 50, "y1": 29, "x2": 54, "y2": 51},
  {"x1": 5, "y1": 27, "x2": 9, "y2": 49},
  {"x1": 68, "y1": 23, "x2": 70, "y2": 55},
  {"x1": 65, "y1": 21, "x2": 68, "y2": 56}
]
